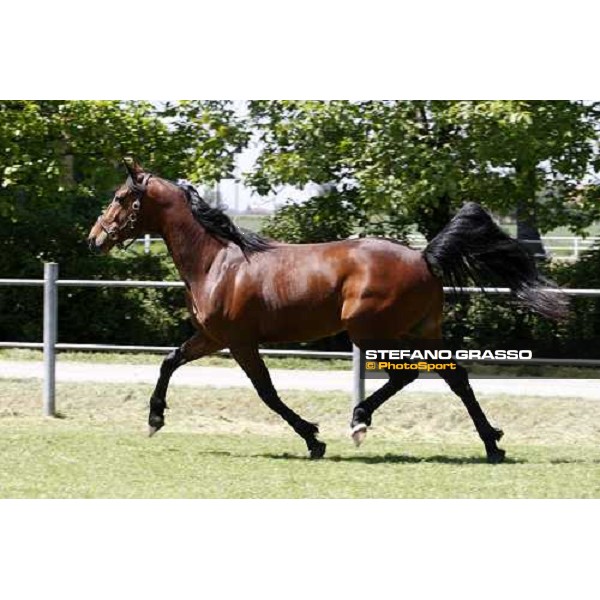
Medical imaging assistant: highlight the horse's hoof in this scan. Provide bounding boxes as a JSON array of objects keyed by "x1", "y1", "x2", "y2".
[
  {"x1": 487, "y1": 448, "x2": 506, "y2": 464},
  {"x1": 351, "y1": 423, "x2": 368, "y2": 447},
  {"x1": 493, "y1": 428, "x2": 504, "y2": 441},
  {"x1": 148, "y1": 412, "x2": 165, "y2": 437},
  {"x1": 309, "y1": 440, "x2": 326, "y2": 460},
  {"x1": 148, "y1": 423, "x2": 163, "y2": 437}
]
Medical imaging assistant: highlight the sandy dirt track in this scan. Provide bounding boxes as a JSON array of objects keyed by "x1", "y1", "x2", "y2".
[{"x1": 1, "y1": 360, "x2": 599, "y2": 399}]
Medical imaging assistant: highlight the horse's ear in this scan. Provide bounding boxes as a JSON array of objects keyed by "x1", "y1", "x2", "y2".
[{"x1": 123, "y1": 157, "x2": 144, "y2": 180}]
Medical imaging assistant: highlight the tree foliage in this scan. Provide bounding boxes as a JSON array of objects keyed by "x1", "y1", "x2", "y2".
[
  {"x1": 0, "y1": 100, "x2": 248, "y2": 262},
  {"x1": 247, "y1": 101, "x2": 600, "y2": 241},
  {"x1": 0, "y1": 100, "x2": 248, "y2": 344},
  {"x1": 0, "y1": 100, "x2": 248, "y2": 217},
  {"x1": 3, "y1": 99, "x2": 600, "y2": 350},
  {"x1": 261, "y1": 191, "x2": 354, "y2": 243}
]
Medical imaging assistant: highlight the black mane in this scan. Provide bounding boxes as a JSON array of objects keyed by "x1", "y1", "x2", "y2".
[{"x1": 177, "y1": 182, "x2": 273, "y2": 255}]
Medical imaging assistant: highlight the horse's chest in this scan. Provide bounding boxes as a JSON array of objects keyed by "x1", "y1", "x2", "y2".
[{"x1": 188, "y1": 282, "x2": 230, "y2": 328}]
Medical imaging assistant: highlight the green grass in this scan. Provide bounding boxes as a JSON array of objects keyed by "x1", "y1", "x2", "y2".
[
  {"x1": 0, "y1": 379, "x2": 599, "y2": 498},
  {"x1": 0, "y1": 348, "x2": 351, "y2": 370}
]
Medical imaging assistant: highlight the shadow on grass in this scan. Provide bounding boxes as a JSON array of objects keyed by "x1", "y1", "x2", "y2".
[
  {"x1": 267, "y1": 453, "x2": 526, "y2": 465},
  {"x1": 262, "y1": 453, "x2": 600, "y2": 465},
  {"x1": 196, "y1": 450, "x2": 524, "y2": 465}
]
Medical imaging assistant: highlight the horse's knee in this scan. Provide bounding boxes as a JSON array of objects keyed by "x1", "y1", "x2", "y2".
[{"x1": 161, "y1": 348, "x2": 183, "y2": 375}]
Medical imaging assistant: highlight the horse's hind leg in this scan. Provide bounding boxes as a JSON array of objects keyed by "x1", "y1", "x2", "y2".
[
  {"x1": 350, "y1": 370, "x2": 419, "y2": 446},
  {"x1": 437, "y1": 364, "x2": 505, "y2": 463},
  {"x1": 231, "y1": 346, "x2": 326, "y2": 459},
  {"x1": 148, "y1": 333, "x2": 222, "y2": 436}
]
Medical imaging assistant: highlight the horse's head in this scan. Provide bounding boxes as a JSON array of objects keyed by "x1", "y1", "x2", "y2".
[{"x1": 87, "y1": 158, "x2": 152, "y2": 253}]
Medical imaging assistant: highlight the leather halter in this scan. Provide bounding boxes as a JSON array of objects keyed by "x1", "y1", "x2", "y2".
[{"x1": 96, "y1": 173, "x2": 152, "y2": 249}]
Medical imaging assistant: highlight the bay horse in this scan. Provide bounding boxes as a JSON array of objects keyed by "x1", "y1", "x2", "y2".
[{"x1": 87, "y1": 159, "x2": 567, "y2": 463}]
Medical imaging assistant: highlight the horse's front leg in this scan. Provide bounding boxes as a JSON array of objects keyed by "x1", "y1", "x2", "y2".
[
  {"x1": 230, "y1": 346, "x2": 326, "y2": 459},
  {"x1": 148, "y1": 332, "x2": 222, "y2": 436}
]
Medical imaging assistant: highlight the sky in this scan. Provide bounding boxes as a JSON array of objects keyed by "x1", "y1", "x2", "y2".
[
  {"x1": 215, "y1": 142, "x2": 322, "y2": 214},
  {"x1": 209, "y1": 101, "x2": 323, "y2": 214}
]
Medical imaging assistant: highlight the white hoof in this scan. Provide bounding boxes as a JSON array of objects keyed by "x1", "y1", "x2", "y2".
[
  {"x1": 351, "y1": 423, "x2": 368, "y2": 447},
  {"x1": 148, "y1": 425, "x2": 159, "y2": 437}
]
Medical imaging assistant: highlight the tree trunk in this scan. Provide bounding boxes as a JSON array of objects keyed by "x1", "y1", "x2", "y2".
[
  {"x1": 516, "y1": 210, "x2": 547, "y2": 261},
  {"x1": 514, "y1": 161, "x2": 547, "y2": 262}
]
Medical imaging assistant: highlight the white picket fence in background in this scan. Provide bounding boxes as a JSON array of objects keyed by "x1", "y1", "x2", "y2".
[
  {"x1": 136, "y1": 233, "x2": 600, "y2": 261},
  {"x1": 406, "y1": 234, "x2": 599, "y2": 261}
]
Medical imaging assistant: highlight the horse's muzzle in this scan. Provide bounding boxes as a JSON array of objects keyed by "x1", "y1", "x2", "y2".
[{"x1": 87, "y1": 236, "x2": 104, "y2": 254}]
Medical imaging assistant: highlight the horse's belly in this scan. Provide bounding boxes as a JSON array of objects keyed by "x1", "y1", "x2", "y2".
[{"x1": 258, "y1": 304, "x2": 343, "y2": 343}]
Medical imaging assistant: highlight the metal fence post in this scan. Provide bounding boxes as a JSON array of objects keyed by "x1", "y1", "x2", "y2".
[
  {"x1": 352, "y1": 344, "x2": 365, "y2": 407},
  {"x1": 43, "y1": 262, "x2": 58, "y2": 417},
  {"x1": 144, "y1": 234, "x2": 151, "y2": 254}
]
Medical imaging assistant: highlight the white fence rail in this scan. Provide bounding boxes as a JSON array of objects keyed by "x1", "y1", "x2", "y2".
[
  {"x1": 2, "y1": 263, "x2": 600, "y2": 416},
  {"x1": 406, "y1": 233, "x2": 600, "y2": 261}
]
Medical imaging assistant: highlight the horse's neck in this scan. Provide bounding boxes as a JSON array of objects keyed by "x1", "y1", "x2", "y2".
[{"x1": 159, "y1": 210, "x2": 223, "y2": 284}]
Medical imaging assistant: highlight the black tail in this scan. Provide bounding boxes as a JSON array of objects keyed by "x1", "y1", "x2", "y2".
[{"x1": 422, "y1": 202, "x2": 568, "y2": 321}]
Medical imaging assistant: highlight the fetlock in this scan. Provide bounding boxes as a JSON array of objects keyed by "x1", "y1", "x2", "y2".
[
  {"x1": 351, "y1": 406, "x2": 371, "y2": 428},
  {"x1": 149, "y1": 395, "x2": 167, "y2": 433},
  {"x1": 295, "y1": 419, "x2": 319, "y2": 439}
]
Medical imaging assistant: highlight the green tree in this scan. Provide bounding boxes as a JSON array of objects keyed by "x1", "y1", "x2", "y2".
[
  {"x1": 261, "y1": 191, "x2": 354, "y2": 243},
  {"x1": 0, "y1": 100, "x2": 248, "y2": 218},
  {"x1": 246, "y1": 100, "x2": 600, "y2": 242},
  {"x1": 0, "y1": 100, "x2": 249, "y2": 264},
  {"x1": 0, "y1": 100, "x2": 249, "y2": 344}
]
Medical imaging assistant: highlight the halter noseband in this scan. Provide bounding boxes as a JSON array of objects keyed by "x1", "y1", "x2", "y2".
[{"x1": 96, "y1": 173, "x2": 152, "y2": 249}]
